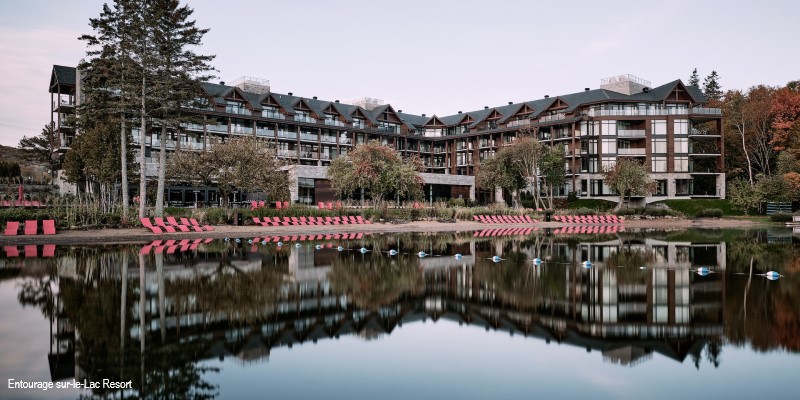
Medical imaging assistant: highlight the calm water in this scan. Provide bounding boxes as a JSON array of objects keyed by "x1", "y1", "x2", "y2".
[{"x1": 1, "y1": 228, "x2": 799, "y2": 400}]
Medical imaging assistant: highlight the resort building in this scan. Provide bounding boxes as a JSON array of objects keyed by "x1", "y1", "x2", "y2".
[{"x1": 49, "y1": 66, "x2": 724, "y2": 206}]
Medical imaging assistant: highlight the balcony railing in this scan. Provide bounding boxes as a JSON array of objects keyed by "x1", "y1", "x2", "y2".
[
  {"x1": 262, "y1": 111, "x2": 285, "y2": 119},
  {"x1": 691, "y1": 107, "x2": 722, "y2": 115},
  {"x1": 617, "y1": 129, "x2": 646, "y2": 138},
  {"x1": 181, "y1": 123, "x2": 205, "y2": 131},
  {"x1": 300, "y1": 133, "x2": 319, "y2": 142},
  {"x1": 352, "y1": 121, "x2": 367, "y2": 129},
  {"x1": 584, "y1": 108, "x2": 689, "y2": 117},
  {"x1": 506, "y1": 119, "x2": 531, "y2": 128},
  {"x1": 321, "y1": 153, "x2": 331, "y2": 160},
  {"x1": 690, "y1": 128, "x2": 719, "y2": 136},
  {"x1": 617, "y1": 148, "x2": 646, "y2": 156},
  {"x1": 225, "y1": 107, "x2": 251, "y2": 116},
  {"x1": 689, "y1": 165, "x2": 720, "y2": 173},
  {"x1": 151, "y1": 139, "x2": 176, "y2": 149},
  {"x1": 339, "y1": 137, "x2": 352, "y2": 145},
  {"x1": 277, "y1": 131, "x2": 297, "y2": 140},
  {"x1": 231, "y1": 125, "x2": 253, "y2": 135},
  {"x1": 433, "y1": 148, "x2": 447, "y2": 154},
  {"x1": 295, "y1": 116, "x2": 317, "y2": 123},
  {"x1": 277, "y1": 149, "x2": 297, "y2": 157},
  {"x1": 207, "y1": 124, "x2": 228, "y2": 133},
  {"x1": 538, "y1": 113, "x2": 566, "y2": 123},
  {"x1": 320, "y1": 136, "x2": 337, "y2": 143},
  {"x1": 256, "y1": 128, "x2": 275, "y2": 137},
  {"x1": 300, "y1": 152, "x2": 319, "y2": 159},
  {"x1": 324, "y1": 119, "x2": 347, "y2": 127}
]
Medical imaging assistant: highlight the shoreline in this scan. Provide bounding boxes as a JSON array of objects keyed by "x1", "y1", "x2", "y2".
[{"x1": 0, "y1": 217, "x2": 774, "y2": 246}]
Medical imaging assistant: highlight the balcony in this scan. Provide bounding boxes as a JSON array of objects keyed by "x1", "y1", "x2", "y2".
[
  {"x1": 617, "y1": 129, "x2": 646, "y2": 138},
  {"x1": 300, "y1": 152, "x2": 319, "y2": 159},
  {"x1": 181, "y1": 123, "x2": 204, "y2": 132},
  {"x1": 225, "y1": 106, "x2": 251, "y2": 116},
  {"x1": 689, "y1": 128, "x2": 720, "y2": 137},
  {"x1": 321, "y1": 153, "x2": 332, "y2": 160},
  {"x1": 691, "y1": 107, "x2": 722, "y2": 115},
  {"x1": 433, "y1": 148, "x2": 447, "y2": 154},
  {"x1": 53, "y1": 98, "x2": 75, "y2": 112},
  {"x1": 299, "y1": 133, "x2": 319, "y2": 142},
  {"x1": 456, "y1": 143, "x2": 473, "y2": 151},
  {"x1": 506, "y1": 119, "x2": 531, "y2": 128},
  {"x1": 277, "y1": 131, "x2": 297, "y2": 140},
  {"x1": 277, "y1": 149, "x2": 297, "y2": 157},
  {"x1": 377, "y1": 126, "x2": 400, "y2": 134},
  {"x1": 479, "y1": 140, "x2": 495, "y2": 148},
  {"x1": 256, "y1": 127, "x2": 275, "y2": 137},
  {"x1": 151, "y1": 139, "x2": 176, "y2": 150},
  {"x1": 231, "y1": 125, "x2": 253, "y2": 135},
  {"x1": 617, "y1": 148, "x2": 646, "y2": 156},
  {"x1": 320, "y1": 136, "x2": 337, "y2": 143},
  {"x1": 262, "y1": 111, "x2": 285, "y2": 120},
  {"x1": 295, "y1": 116, "x2": 317, "y2": 124},
  {"x1": 207, "y1": 124, "x2": 228, "y2": 133},
  {"x1": 538, "y1": 113, "x2": 566, "y2": 123},
  {"x1": 352, "y1": 121, "x2": 367, "y2": 129},
  {"x1": 324, "y1": 119, "x2": 347, "y2": 127},
  {"x1": 584, "y1": 107, "x2": 688, "y2": 117},
  {"x1": 689, "y1": 165, "x2": 720, "y2": 173}
]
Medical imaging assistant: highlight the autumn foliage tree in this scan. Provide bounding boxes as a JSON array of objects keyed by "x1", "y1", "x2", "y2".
[
  {"x1": 602, "y1": 158, "x2": 656, "y2": 210},
  {"x1": 326, "y1": 141, "x2": 424, "y2": 202},
  {"x1": 168, "y1": 137, "x2": 288, "y2": 207}
]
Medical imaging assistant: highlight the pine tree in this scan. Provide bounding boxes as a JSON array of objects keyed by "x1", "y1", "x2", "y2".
[
  {"x1": 148, "y1": 0, "x2": 215, "y2": 216},
  {"x1": 688, "y1": 68, "x2": 700, "y2": 87},
  {"x1": 703, "y1": 70, "x2": 723, "y2": 102},
  {"x1": 18, "y1": 125, "x2": 60, "y2": 180}
]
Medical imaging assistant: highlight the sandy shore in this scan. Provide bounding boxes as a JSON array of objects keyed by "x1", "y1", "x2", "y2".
[{"x1": 0, "y1": 217, "x2": 771, "y2": 246}]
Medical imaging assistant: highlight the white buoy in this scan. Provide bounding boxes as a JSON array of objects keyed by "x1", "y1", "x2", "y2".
[
  {"x1": 277, "y1": 241, "x2": 283, "y2": 247},
  {"x1": 454, "y1": 253, "x2": 462, "y2": 260},
  {"x1": 224, "y1": 238, "x2": 230, "y2": 242},
  {"x1": 337, "y1": 246, "x2": 344, "y2": 252},
  {"x1": 360, "y1": 247, "x2": 369, "y2": 253},
  {"x1": 418, "y1": 251, "x2": 427, "y2": 258},
  {"x1": 696, "y1": 267, "x2": 711, "y2": 276},
  {"x1": 315, "y1": 244, "x2": 323, "y2": 250},
  {"x1": 582, "y1": 261, "x2": 592, "y2": 269},
  {"x1": 261, "y1": 240, "x2": 267, "y2": 245},
  {"x1": 491, "y1": 255, "x2": 503, "y2": 263},
  {"x1": 765, "y1": 271, "x2": 781, "y2": 281},
  {"x1": 388, "y1": 249, "x2": 398, "y2": 256},
  {"x1": 235, "y1": 238, "x2": 241, "y2": 243},
  {"x1": 532, "y1": 258, "x2": 542, "y2": 266},
  {"x1": 295, "y1": 243, "x2": 302, "y2": 248},
  {"x1": 247, "y1": 239, "x2": 253, "y2": 244}
]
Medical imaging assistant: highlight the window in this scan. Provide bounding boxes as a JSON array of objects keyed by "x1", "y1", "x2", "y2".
[
  {"x1": 674, "y1": 119, "x2": 689, "y2": 135},
  {"x1": 674, "y1": 137, "x2": 688, "y2": 153},
  {"x1": 651, "y1": 120, "x2": 667, "y2": 136},
  {"x1": 601, "y1": 120, "x2": 617, "y2": 136},
  {"x1": 651, "y1": 138, "x2": 667, "y2": 153},
  {"x1": 298, "y1": 178, "x2": 314, "y2": 205},
  {"x1": 601, "y1": 139, "x2": 617, "y2": 154},
  {"x1": 675, "y1": 179, "x2": 692, "y2": 195},
  {"x1": 674, "y1": 156, "x2": 689, "y2": 172},
  {"x1": 652, "y1": 156, "x2": 667, "y2": 172},
  {"x1": 601, "y1": 157, "x2": 615, "y2": 171}
]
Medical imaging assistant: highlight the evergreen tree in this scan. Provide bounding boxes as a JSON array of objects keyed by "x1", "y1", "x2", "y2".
[
  {"x1": 148, "y1": 0, "x2": 215, "y2": 216},
  {"x1": 688, "y1": 68, "x2": 700, "y2": 87},
  {"x1": 18, "y1": 125, "x2": 60, "y2": 179},
  {"x1": 703, "y1": 70, "x2": 723, "y2": 102}
]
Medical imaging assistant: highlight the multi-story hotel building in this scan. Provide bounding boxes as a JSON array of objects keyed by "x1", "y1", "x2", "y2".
[{"x1": 50, "y1": 66, "x2": 724, "y2": 206}]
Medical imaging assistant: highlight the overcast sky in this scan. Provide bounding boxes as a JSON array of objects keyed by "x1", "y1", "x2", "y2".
[{"x1": 0, "y1": 0, "x2": 798, "y2": 147}]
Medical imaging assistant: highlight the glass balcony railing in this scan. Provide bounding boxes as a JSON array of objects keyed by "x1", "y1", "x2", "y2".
[
  {"x1": 691, "y1": 107, "x2": 722, "y2": 115},
  {"x1": 433, "y1": 148, "x2": 447, "y2": 154},
  {"x1": 584, "y1": 108, "x2": 689, "y2": 117},
  {"x1": 295, "y1": 116, "x2": 317, "y2": 123},
  {"x1": 225, "y1": 106, "x2": 251, "y2": 116},
  {"x1": 324, "y1": 119, "x2": 347, "y2": 127},
  {"x1": 256, "y1": 127, "x2": 275, "y2": 137},
  {"x1": 262, "y1": 111, "x2": 285, "y2": 119},
  {"x1": 339, "y1": 137, "x2": 352, "y2": 145},
  {"x1": 617, "y1": 148, "x2": 646, "y2": 156},
  {"x1": 277, "y1": 149, "x2": 297, "y2": 157},
  {"x1": 352, "y1": 121, "x2": 367, "y2": 129},
  {"x1": 320, "y1": 136, "x2": 337, "y2": 143},
  {"x1": 300, "y1": 152, "x2": 319, "y2": 159},
  {"x1": 538, "y1": 113, "x2": 566, "y2": 123},
  {"x1": 207, "y1": 124, "x2": 228, "y2": 133},
  {"x1": 690, "y1": 128, "x2": 719, "y2": 136},
  {"x1": 231, "y1": 125, "x2": 253, "y2": 134},
  {"x1": 689, "y1": 164, "x2": 720, "y2": 173},
  {"x1": 506, "y1": 119, "x2": 531, "y2": 128},
  {"x1": 277, "y1": 131, "x2": 297, "y2": 139},
  {"x1": 300, "y1": 133, "x2": 319, "y2": 142},
  {"x1": 181, "y1": 123, "x2": 205, "y2": 131},
  {"x1": 617, "y1": 129, "x2": 646, "y2": 138}
]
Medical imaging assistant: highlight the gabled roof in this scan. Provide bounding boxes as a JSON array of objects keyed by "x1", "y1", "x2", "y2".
[
  {"x1": 439, "y1": 113, "x2": 469, "y2": 126},
  {"x1": 49, "y1": 65, "x2": 76, "y2": 92},
  {"x1": 298, "y1": 98, "x2": 326, "y2": 118},
  {"x1": 331, "y1": 102, "x2": 356, "y2": 122},
  {"x1": 200, "y1": 82, "x2": 231, "y2": 106},
  {"x1": 351, "y1": 107, "x2": 377, "y2": 125},
  {"x1": 271, "y1": 93, "x2": 300, "y2": 115},
  {"x1": 397, "y1": 112, "x2": 429, "y2": 128},
  {"x1": 628, "y1": 79, "x2": 705, "y2": 104},
  {"x1": 422, "y1": 115, "x2": 447, "y2": 127}
]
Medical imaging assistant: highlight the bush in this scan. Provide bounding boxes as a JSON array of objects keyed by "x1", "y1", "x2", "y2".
[
  {"x1": 203, "y1": 208, "x2": 228, "y2": 224},
  {"x1": 447, "y1": 197, "x2": 465, "y2": 208},
  {"x1": 696, "y1": 208, "x2": 723, "y2": 218},
  {"x1": 614, "y1": 207, "x2": 683, "y2": 218},
  {"x1": 770, "y1": 213, "x2": 793, "y2": 222}
]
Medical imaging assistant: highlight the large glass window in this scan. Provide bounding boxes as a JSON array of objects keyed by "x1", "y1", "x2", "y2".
[
  {"x1": 674, "y1": 119, "x2": 689, "y2": 135},
  {"x1": 601, "y1": 120, "x2": 617, "y2": 136},
  {"x1": 298, "y1": 178, "x2": 314, "y2": 205},
  {"x1": 674, "y1": 156, "x2": 689, "y2": 172},
  {"x1": 674, "y1": 137, "x2": 688, "y2": 153},
  {"x1": 651, "y1": 138, "x2": 667, "y2": 153},
  {"x1": 655, "y1": 179, "x2": 668, "y2": 196},
  {"x1": 652, "y1": 157, "x2": 667, "y2": 172},
  {"x1": 601, "y1": 157, "x2": 615, "y2": 171},
  {"x1": 651, "y1": 120, "x2": 667, "y2": 136},
  {"x1": 601, "y1": 139, "x2": 617, "y2": 154}
]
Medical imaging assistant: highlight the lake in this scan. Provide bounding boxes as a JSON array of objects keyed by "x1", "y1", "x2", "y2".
[{"x1": 1, "y1": 228, "x2": 798, "y2": 399}]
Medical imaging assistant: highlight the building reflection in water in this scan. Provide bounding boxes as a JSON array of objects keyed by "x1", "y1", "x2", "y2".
[{"x1": 24, "y1": 231, "x2": 744, "y2": 396}]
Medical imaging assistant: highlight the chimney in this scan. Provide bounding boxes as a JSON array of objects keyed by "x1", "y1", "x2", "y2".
[
  {"x1": 484, "y1": 106, "x2": 489, "y2": 109},
  {"x1": 508, "y1": 101, "x2": 513, "y2": 105},
  {"x1": 642, "y1": 87, "x2": 650, "y2": 93},
  {"x1": 220, "y1": 81, "x2": 225, "y2": 85},
  {"x1": 288, "y1": 92, "x2": 293, "y2": 96},
  {"x1": 585, "y1": 88, "x2": 590, "y2": 91},
  {"x1": 458, "y1": 111, "x2": 462, "y2": 114},
  {"x1": 335, "y1": 100, "x2": 339, "y2": 103},
  {"x1": 313, "y1": 96, "x2": 317, "y2": 99},
  {"x1": 422, "y1": 114, "x2": 426, "y2": 117},
  {"x1": 398, "y1": 110, "x2": 402, "y2": 113},
  {"x1": 544, "y1": 95, "x2": 550, "y2": 98}
]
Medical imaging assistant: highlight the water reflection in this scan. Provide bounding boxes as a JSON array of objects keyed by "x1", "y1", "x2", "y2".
[{"x1": 2, "y1": 229, "x2": 799, "y2": 398}]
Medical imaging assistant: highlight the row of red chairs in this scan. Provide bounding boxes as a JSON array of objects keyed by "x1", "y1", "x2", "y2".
[
  {"x1": 317, "y1": 201, "x2": 343, "y2": 210},
  {"x1": 554, "y1": 215, "x2": 624, "y2": 224},
  {"x1": 0, "y1": 200, "x2": 48, "y2": 208},
  {"x1": 473, "y1": 215, "x2": 539, "y2": 224},
  {"x1": 254, "y1": 232, "x2": 365, "y2": 243},
  {"x1": 253, "y1": 216, "x2": 371, "y2": 226},
  {"x1": 140, "y1": 238, "x2": 215, "y2": 254},
  {"x1": 4, "y1": 220, "x2": 56, "y2": 236},
  {"x1": 4, "y1": 244, "x2": 55, "y2": 258},
  {"x1": 140, "y1": 217, "x2": 214, "y2": 234},
  {"x1": 553, "y1": 226, "x2": 624, "y2": 234},
  {"x1": 473, "y1": 228, "x2": 537, "y2": 237}
]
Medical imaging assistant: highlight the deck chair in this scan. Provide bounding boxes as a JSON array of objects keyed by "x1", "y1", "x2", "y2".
[
  {"x1": 189, "y1": 218, "x2": 213, "y2": 231},
  {"x1": 24, "y1": 220, "x2": 38, "y2": 235},
  {"x1": 181, "y1": 217, "x2": 204, "y2": 231},
  {"x1": 42, "y1": 220, "x2": 56, "y2": 235},
  {"x1": 166, "y1": 216, "x2": 190, "y2": 232},
  {"x1": 4, "y1": 221, "x2": 19, "y2": 236},
  {"x1": 140, "y1": 218, "x2": 163, "y2": 234}
]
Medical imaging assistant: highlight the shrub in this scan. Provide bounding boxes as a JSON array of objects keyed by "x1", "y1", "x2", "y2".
[
  {"x1": 447, "y1": 197, "x2": 466, "y2": 208},
  {"x1": 696, "y1": 208, "x2": 723, "y2": 218},
  {"x1": 203, "y1": 208, "x2": 228, "y2": 224},
  {"x1": 770, "y1": 213, "x2": 793, "y2": 223}
]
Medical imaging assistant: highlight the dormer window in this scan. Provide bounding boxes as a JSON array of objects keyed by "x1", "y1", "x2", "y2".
[{"x1": 262, "y1": 106, "x2": 284, "y2": 119}]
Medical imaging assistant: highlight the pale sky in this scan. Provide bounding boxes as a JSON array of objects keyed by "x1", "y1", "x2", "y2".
[{"x1": 0, "y1": 0, "x2": 798, "y2": 147}]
